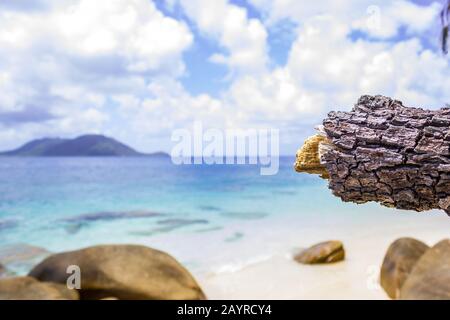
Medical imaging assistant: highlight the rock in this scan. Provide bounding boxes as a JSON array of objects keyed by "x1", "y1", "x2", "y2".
[
  {"x1": 400, "y1": 239, "x2": 450, "y2": 300},
  {"x1": 61, "y1": 210, "x2": 163, "y2": 224},
  {"x1": 60, "y1": 211, "x2": 163, "y2": 234},
  {"x1": 0, "y1": 264, "x2": 6, "y2": 277},
  {"x1": 380, "y1": 238, "x2": 429, "y2": 299},
  {"x1": 0, "y1": 276, "x2": 79, "y2": 300},
  {"x1": 29, "y1": 244, "x2": 206, "y2": 300},
  {"x1": 294, "y1": 241, "x2": 345, "y2": 264},
  {"x1": 294, "y1": 134, "x2": 330, "y2": 179}
]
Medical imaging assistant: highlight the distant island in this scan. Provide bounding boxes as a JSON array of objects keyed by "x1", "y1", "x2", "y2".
[{"x1": 0, "y1": 134, "x2": 169, "y2": 157}]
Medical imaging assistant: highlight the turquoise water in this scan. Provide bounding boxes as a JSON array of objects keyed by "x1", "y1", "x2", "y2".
[
  {"x1": 0, "y1": 156, "x2": 321, "y2": 245},
  {"x1": 0, "y1": 156, "x2": 418, "y2": 274}
]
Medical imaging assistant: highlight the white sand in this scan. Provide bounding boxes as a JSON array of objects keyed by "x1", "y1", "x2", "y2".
[{"x1": 196, "y1": 211, "x2": 450, "y2": 300}]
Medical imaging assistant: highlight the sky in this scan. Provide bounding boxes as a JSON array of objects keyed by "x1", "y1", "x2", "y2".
[{"x1": 0, "y1": 0, "x2": 449, "y2": 154}]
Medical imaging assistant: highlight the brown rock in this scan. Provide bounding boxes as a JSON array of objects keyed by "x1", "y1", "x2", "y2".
[
  {"x1": 0, "y1": 276, "x2": 79, "y2": 300},
  {"x1": 400, "y1": 239, "x2": 450, "y2": 300},
  {"x1": 380, "y1": 237, "x2": 429, "y2": 299},
  {"x1": 29, "y1": 244, "x2": 206, "y2": 300},
  {"x1": 0, "y1": 264, "x2": 6, "y2": 278},
  {"x1": 294, "y1": 241, "x2": 345, "y2": 264},
  {"x1": 294, "y1": 134, "x2": 330, "y2": 179}
]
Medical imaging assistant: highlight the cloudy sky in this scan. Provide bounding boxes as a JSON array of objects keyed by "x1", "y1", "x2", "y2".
[{"x1": 0, "y1": 0, "x2": 449, "y2": 154}]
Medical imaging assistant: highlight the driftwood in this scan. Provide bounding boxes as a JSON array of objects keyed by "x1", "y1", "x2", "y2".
[{"x1": 295, "y1": 95, "x2": 450, "y2": 216}]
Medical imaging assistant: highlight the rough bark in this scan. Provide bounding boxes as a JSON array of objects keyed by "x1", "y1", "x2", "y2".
[{"x1": 296, "y1": 95, "x2": 450, "y2": 215}]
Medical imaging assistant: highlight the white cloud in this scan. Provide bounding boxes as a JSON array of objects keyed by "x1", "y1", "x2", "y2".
[
  {"x1": 0, "y1": 0, "x2": 194, "y2": 150},
  {"x1": 0, "y1": 0, "x2": 449, "y2": 155},
  {"x1": 50, "y1": 84, "x2": 105, "y2": 107},
  {"x1": 0, "y1": 72, "x2": 25, "y2": 112},
  {"x1": 0, "y1": 0, "x2": 193, "y2": 74},
  {"x1": 249, "y1": 0, "x2": 374, "y2": 25},
  {"x1": 250, "y1": 0, "x2": 441, "y2": 40},
  {"x1": 178, "y1": 0, "x2": 268, "y2": 74},
  {"x1": 114, "y1": 77, "x2": 225, "y2": 134},
  {"x1": 352, "y1": 1, "x2": 442, "y2": 39},
  {"x1": 55, "y1": 0, "x2": 193, "y2": 72},
  {"x1": 225, "y1": 14, "x2": 450, "y2": 132}
]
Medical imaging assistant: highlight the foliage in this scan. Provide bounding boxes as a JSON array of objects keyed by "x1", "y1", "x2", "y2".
[{"x1": 442, "y1": 0, "x2": 450, "y2": 54}]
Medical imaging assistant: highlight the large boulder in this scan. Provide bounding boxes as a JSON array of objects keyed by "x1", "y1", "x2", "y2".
[
  {"x1": 294, "y1": 240, "x2": 345, "y2": 264},
  {"x1": 0, "y1": 264, "x2": 6, "y2": 278},
  {"x1": 0, "y1": 276, "x2": 79, "y2": 300},
  {"x1": 400, "y1": 239, "x2": 450, "y2": 300},
  {"x1": 29, "y1": 244, "x2": 206, "y2": 300},
  {"x1": 380, "y1": 237, "x2": 429, "y2": 299}
]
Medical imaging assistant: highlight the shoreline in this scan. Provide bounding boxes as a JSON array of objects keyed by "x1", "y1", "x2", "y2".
[
  {"x1": 196, "y1": 211, "x2": 449, "y2": 299},
  {"x1": 2, "y1": 206, "x2": 449, "y2": 299}
]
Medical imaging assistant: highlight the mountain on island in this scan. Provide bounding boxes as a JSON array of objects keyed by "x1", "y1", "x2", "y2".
[{"x1": 0, "y1": 134, "x2": 168, "y2": 157}]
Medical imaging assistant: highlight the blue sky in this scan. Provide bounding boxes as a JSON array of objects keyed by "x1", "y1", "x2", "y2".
[{"x1": 0, "y1": 0, "x2": 449, "y2": 154}]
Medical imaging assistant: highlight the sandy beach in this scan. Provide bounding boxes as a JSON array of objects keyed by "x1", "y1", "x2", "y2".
[
  {"x1": 2, "y1": 159, "x2": 450, "y2": 300},
  {"x1": 196, "y1": 210, "x2": 450, "y2": 300}
]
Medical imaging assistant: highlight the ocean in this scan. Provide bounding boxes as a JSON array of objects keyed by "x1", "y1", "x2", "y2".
[{"x1": 0, "y1": 156, "x2": 444, "y2": 276}]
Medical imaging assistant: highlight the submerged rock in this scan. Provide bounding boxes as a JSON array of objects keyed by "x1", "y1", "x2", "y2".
[
  {"x1": 0, "y1": 244, "x2": 50, "y2": 265},
  {"x1": 380, "y1": 238, "x2": 429, "y2": 299},
  {"x1": 225, "y1": 232, "x2": 244, "y2": 242},
  {"x1": 0, "y1": 218, "x2": 19, "y2": 231},
  {"x1": 131, "y1": 218, "x2": 210, "y2": 236},
  {"x1": 294, "y1": 240, "x2": 345, "y2": 264},
  {"x1": 400, "y1": 239, "x2": 450, "y2": 300},
  {"x1": 29, "y1": 244, "x2": 206, "y2": 300},
  {"x1": 0, "y1": 276, "x2": 79, "y2": 300},
  {"x1": 60, "y1": 211, "x2": 163, "y2": 234},
  {"x1": 62, "y1": 210, "x2": 162, "y2": 223},
  {"x1": 194, "y1": 226, "x2": 223, "y2": 233},
  {"x1": 220, "y1": 211, "x2": 268, "y2": 220},
  {"x1": 156, "y1": 218, "x2": 209, "y2": 226},
  {"x1": 198, "y1": 205, "x2": 221, "y2": 212}
]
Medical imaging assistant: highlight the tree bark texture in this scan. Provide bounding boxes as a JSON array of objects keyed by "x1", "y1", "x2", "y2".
[{"x1": 305, "y1": 95, "x2": 450, "y2": 215}]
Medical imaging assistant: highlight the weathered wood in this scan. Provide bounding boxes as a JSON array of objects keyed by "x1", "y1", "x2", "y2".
[{"x1": 296, "y1": 95, "x2": 450, "y2": 215}]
